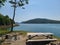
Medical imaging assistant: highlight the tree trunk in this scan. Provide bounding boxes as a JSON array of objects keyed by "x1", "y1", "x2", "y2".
[{"x1": 11, "y1": 0, "x2": 16, "y2": 32}]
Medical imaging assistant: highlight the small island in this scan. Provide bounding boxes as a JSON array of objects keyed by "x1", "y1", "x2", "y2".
[{"x1": 22, "y1": 18, "x2": 60, "y2": 24}]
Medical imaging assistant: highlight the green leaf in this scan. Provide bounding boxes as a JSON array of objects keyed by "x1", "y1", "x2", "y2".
[
  {"x1": 9, "y1": 1, "x2": 16, "y2": 4},
  {"x1": 0, "y1": 0, "x2": 6, "y2": 7},
  {"x1": 18, "y1": 2, "x2": 24, "y2": 6}
]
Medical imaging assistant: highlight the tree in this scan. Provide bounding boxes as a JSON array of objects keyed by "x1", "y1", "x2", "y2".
[
  {"x1": 0, "y1": 14, "x2": 14, "y2": 26},
  {"x1": 0, "y1": 0, "x2": 6, "y2": 7},
  {"x1": 4, "y1": 15, "x2": 11, "y2": 25},
  {"x1": 9, "y1": 0, "x2": 28, "y2": 32},
  {"x1": 0, "y1": 14, "x2": 4, "y2": 25}
]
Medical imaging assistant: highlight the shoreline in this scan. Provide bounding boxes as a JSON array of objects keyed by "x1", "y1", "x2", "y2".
[
  {"x1": 0, "y1": 24, "x2": 19, "y2": 29},
  {"x1": 0, "y1": 31, "x2": 60, "y2": 45}
]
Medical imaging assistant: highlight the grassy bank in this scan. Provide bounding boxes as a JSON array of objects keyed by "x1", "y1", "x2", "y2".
[
  {"x1": 0, "y1": 30, "x2": 10, "y2": 35},
  {"x1": 0, "y1": 24, "x2": 19, "y2": 35},
  {"x1": 0, "y1": 30, "x2": 27, "y2": 36}
]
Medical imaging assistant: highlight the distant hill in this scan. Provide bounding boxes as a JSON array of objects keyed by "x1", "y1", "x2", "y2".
[{"x1": 21, "y1": 18, "x2": 60, "y2": 24}]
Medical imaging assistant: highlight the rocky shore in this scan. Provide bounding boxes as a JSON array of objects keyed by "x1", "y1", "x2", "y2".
[{"x1": 0, "y1": 32, "x2": 60, "y2": 45}]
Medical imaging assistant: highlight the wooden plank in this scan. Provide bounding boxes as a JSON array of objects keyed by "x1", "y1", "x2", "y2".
[{"x1": 27, "y1": 39, "x2": 57, "y2": 42}]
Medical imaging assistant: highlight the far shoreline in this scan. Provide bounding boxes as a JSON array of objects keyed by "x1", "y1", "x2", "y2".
[{"x1": 21, "y1": 23, "x2": 60, "y2": 24}]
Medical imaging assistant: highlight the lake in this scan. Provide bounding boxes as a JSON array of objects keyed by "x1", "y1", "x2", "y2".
[{"x1": 13, "y1": 24, "x2": 60, "y2": 37}]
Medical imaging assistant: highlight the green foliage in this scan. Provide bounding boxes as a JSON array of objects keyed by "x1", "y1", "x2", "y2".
[
  {"x1": 9, "y1": 0, "x2": 29, "y2": 8},
  {"x1": 0, "y1": 29, "x2": 10, "y2": 35},
  {"x1": 0, "y1": 13, "x2": 15, "y2": 26},
  {"x1": 0, "y1": 0, "x2": 6, "y2": 7}
]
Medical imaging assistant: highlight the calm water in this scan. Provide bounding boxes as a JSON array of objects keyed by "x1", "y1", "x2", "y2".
[{"x1": 13, "y1": 24, "x2": 60, "y2": 37}]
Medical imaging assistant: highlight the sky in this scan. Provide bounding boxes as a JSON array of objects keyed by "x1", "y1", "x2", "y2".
[{"x1": 0, "y1": 0, "x2": 60, "y2": 22}]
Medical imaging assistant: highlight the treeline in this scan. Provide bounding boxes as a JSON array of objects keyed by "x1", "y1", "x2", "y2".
[{"x1": 0, "y1": 13, "x2": 15, "y2": 26}]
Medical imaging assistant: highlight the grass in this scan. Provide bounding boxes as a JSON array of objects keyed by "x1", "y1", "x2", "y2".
[
  {"x1": 0, "y1": 29, "x2": 27, "y2": 36},
  {"x1": 13, "y1": 30, "x2": 27, "y2": 36},
  {"x1": 0, "y1": 30, "x2": 10, "y2": 35},
  {"x1": 53, "y1": 35, "x2": 60, "y2": 41}
]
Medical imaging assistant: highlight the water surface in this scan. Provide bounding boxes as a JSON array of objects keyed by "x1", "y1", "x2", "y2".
[{"x1": 13, "y1": 24, "x2": 60, "y2": 37}]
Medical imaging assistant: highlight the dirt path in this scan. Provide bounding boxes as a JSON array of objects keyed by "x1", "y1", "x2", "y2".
[
  {"x1": 1, "y1": 35, "x2": 27, "y2": 45},
  {"x1": 11, "y1": 35, "x2": 26, "y2": 45}
]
